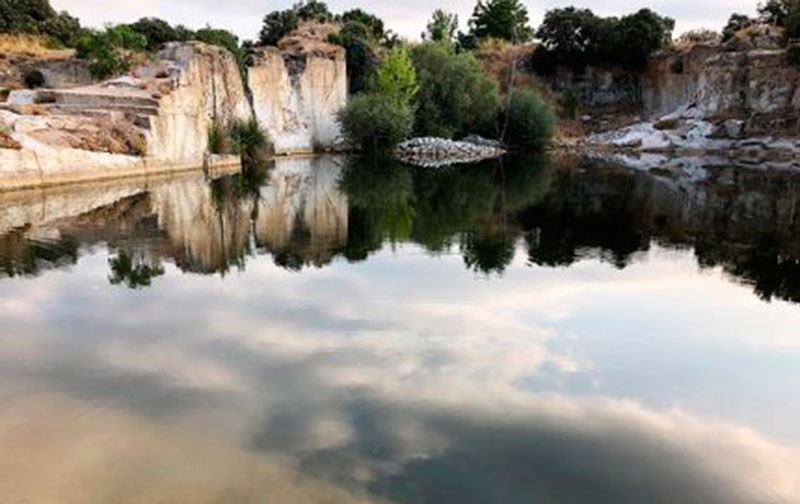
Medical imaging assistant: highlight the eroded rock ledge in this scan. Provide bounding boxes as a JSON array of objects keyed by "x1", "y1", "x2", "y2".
[{"x1": 1, "y1": 35, "x2": 349, "y2": 190}]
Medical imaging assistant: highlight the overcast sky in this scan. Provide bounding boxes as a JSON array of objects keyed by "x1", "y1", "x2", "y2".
[{"x1": 53, "y1": 0, "x2": 759, "y2": 42}]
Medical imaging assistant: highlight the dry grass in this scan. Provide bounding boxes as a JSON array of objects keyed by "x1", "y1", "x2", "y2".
[{"x1": 0, "y1": 34, "x2": 74, "y2": 59}]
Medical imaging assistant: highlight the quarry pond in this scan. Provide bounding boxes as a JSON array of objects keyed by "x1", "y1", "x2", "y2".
[{"x1": 1, "y1": 154, "x2": 800, "y2": 503}]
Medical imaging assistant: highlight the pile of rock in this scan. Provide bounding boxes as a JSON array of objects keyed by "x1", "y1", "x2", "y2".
[
  {"x1": 396, "y1": 136, "x2": 505, "y2": 168},
  {"x1": 586, "y1": 108, "x2": 800, "y2": 156}
]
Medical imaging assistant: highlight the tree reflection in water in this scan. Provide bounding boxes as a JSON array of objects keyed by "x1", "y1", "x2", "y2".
[{"x1": 2, "y1": 154, "x2": 800, "y2": 304}]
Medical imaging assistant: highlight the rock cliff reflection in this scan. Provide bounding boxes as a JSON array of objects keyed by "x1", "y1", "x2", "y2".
[{"x1": 0, "y1": 155, "x2": 799, "y2": 503}]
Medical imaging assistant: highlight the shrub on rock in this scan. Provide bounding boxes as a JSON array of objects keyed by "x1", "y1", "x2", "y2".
[
  {"x1": 504, "y1": 88, "x2": 555, "y2": 151},
  {"x1": 337, "y1": 93, "x2": 414, "y2": 151}
]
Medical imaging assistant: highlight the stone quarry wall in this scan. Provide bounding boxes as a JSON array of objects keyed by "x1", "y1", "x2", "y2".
[
  {"x1": 1, "y1": 38, "x2": 350, "y2": 190},
  {"x1": 642, "y1": 45, "x2": 719, "y2": 119},
  {"x1": 0, "y1": 42, "x2": 251, "y2": 190},
  {"x1": 248, "y1": 46, "x2": 347, "y2": 154},
  {"x1": 142, "y1": 42, "x2": 253, "y2": 162},
  {"x1": 642, "y1": 26, "x2": 800, "y2": 133},
  {"x1": 548, "y1": 66, "x2": 641, "y2": 107}
]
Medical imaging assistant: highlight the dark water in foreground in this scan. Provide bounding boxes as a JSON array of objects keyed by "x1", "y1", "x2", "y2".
[{"x1": 1, "y1": 154, "x2": 799, "y2": 503}]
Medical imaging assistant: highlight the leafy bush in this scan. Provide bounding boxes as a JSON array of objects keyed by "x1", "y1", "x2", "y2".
[
  {"x1": 76, "y1": 25, "x2": 147, "y2": 79},
  {"x1": 24, "y1": 69, "x2": 45, "y2": 88},
  {"x1": 329, "y1": 20, "x2": 379, "y2": 94},
  {"x1": 208, "y1": 119, "x2": 271, "y2": 164},
  {"x1": 504, "y1": 88, "x2": 555, "y2": 151},
  {"x1": 296, "y1": 0, "x2": 332, "y2": 23},
  {"x1": 722, "y1": 14, "x2": 755, "y2": 41},
  {"x1": 339, "y1": 8, "x2": 385, "y2": 40},
  {"x1": 759, "y1": 0, "x2": 800, "y2": 38},
  {"x1": 227, "y1": 118, "x2": 270, "y2": 162},
  {"x1": 337, "y1": 93, "x2": 414, "y2": 151},
  {"x1": 259, "y1": 9, "x2": 299, "y2": 46},
  {"x1": 368, "y1": 46, "x2": 418, "y2": 107},
  {"x1": 677, "y1": 29, "x2": 720, "y2": 45},
  {"x1": 0, "y1": 0, "x2": 86, "y2": 47},
  {"x1": 424, "y1": 9, "x2": 459, "y2": 43},
  {"x1": 411, "y1": 42, "x2": 499, "y2": 139},
  {"x1": 128, "y1": 17, "x2": 179, "y2": 51},
  {"x1": 467, "y1": 0, "x2": 534, "y2": 42}
]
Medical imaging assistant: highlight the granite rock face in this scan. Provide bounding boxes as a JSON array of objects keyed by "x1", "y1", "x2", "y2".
[
  {"x1": 0, "y1": 42, "x2": 250, "y2": 189},
  {"x1": 248, "y1": 45, "x2": 347, "y2": 154},
  {"x1": 644, "y1": 25, "x2": 800, "y2": 135}
]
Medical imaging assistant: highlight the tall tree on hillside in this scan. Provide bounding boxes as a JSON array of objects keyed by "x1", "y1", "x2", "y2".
[
  {"x1": 129, "y1": 17, "x2": 179, "y2": 50},
  {"x1": 424, "y1": 9, "x2": 459, "y2": 42},
  {"x1": 758, "y1": 0, "x2": 800, "y2": 37},
  {"x1": 295, "y1": 0, "x2": 332, "y2": 22},
  {"x1": 468, "y1": 0, "x2": 534, "y2": 42},
  {"x1": 722, "y1": 13, "x2": 755, "y2": 41},
  {"x1": 259, "y1": 9, "x2": 299, "y2": 46},
  {"x1": 339, "y1": 8, "x2": 385, "y2": 41}
]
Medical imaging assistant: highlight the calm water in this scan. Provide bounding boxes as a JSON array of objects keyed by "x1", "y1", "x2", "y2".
[{"x1": 1, "y1": 154, "x2": 799, "y2": 503}]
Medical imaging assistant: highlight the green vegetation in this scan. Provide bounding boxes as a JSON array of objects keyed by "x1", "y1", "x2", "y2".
[
  {"x1": 467, "y1": 0, "x2": 534, "y2": 42},
  {"x1": 337, "y1": 93, "x2": 414, "y2": 151},
  {"x1": 760, "y1": 0, "x2": 800, "y2": 38},
  {"x1": 108, "y1": 249, "x2": 165, "y2": 289},
  {"x1": 424, "y1": 9, "x2": 459, "y2": 43},
  {"x1": 328, "y1": 20, "x2": 377, "y2": 93},
  {"x1": 75, "y1": 25, "x2": 148, "y2": 79},
  {"x1": 208, "y1": 119, "x2": 271, "y2": 166},
  {"x1": 368, "y1": 46, "x2": 418, "y2": 107},
  {"x1": 532, "y1": 7, "x2": 674, "y2": 72},
  {"x1": 722, "y1": 14, "x2": 755, "y2": 41},
  {"x1": 503, "y1": 89, "x2": 556, "y2": 151},
  {"x1": 411, "y1": 42, "x2": 499, "y2": 139},
  {"x1": 0, "y1": 0, "x2": 85, "y2": 47},
  {"x1": 676, "y1": 29, "x2": 720, "y2": 45}
]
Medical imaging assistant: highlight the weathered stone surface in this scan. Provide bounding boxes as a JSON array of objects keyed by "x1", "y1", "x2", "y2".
[
  {"x1": 396, "y1": 137, "x2": 506, "y2": 167},
  {"x1": 0, "y1": 42, "x2": 250, "y2": 190},
  {"x1": 248, "y1": 46, "x2": 347, "y2": 154}
]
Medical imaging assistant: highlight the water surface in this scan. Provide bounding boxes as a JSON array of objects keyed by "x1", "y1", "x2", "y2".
[{"x1": 1, "y1": 154, "x2": 799, "y2": 503}]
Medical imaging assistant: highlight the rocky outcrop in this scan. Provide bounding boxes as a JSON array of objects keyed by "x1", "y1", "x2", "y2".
[
  {"x1": 595, "y1": 25, "x2": 800, "y2": 155},
  {"x1": 248, "y1": 44, "x2": 347, "y2": 154},
  {"x1": 396, "y1": 137, "x2": 506, "y2": 168},
  {"x1": 0, "y1": 42, "x2": 250, "y2": 190}
]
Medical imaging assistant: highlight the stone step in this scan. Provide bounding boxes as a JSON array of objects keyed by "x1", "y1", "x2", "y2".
[
  {"x1": 53, "y1": 91, "x2": 159, "y2": 109},
  {"x1": 52, "y1": 104, "x2": 160, "y2": 116}
]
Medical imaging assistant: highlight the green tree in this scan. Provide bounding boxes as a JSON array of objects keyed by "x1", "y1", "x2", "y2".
[
  {"x1": 535, "y1": 7, "x2": 607, "y2": 70},
  {"x1": 336, "y1": 93, "x2": 414, "y2": 151},
  {"x1": 329, "y1": 20, "x2": 378, "y2": 93},
  {"x1": 40, "y1": 10, "x2": 83, "y2": 47},
  {"x1": 339, "y1": 8, "x2": 385, "y2": 41},
  {"x1": 295, "y1": 0, "x2": 332, "y2": 22},
  {"x1": 759, "y1": 0, "x2": 800, "y2": 38},
  {"x1": 722, "y1": 13, "x2": 755, "y2": 41},
  {"x1": 129, "y1": 17, "x2": 178, "y2": 51},
  {"x1": 616, "y1": 9, "x2": 675, "y2": 68},
  {"x1": 108, "y1": 250, "x2": 165, "y2": 289},
  {"x1": 503, "y1": 88, "x2": 555, "y2": 151},
  {"x1": 468, "y1": 0, "x2": 534, "y2": 42},
  {"x1": 76, "y1": 25, "x2": 148, "y2": 79},
  {"x1": 194, "y1": 26, "x2": 246, "y2": 72},
  {"x1": 259, "y1": 8, "x2": 299, "y2": 46},
  {"x1": 425, "y1": 9, "x2": 459, "y2": 43},
  {"x1": 411, "y1": 42, "x2": 499, "y2": 138},
  {"x1": 368, "y1": 46, "x2": 418, "y2": 107},
  {"x1": 0, "y1": 0, "x2": 55, "y2": 32}
]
